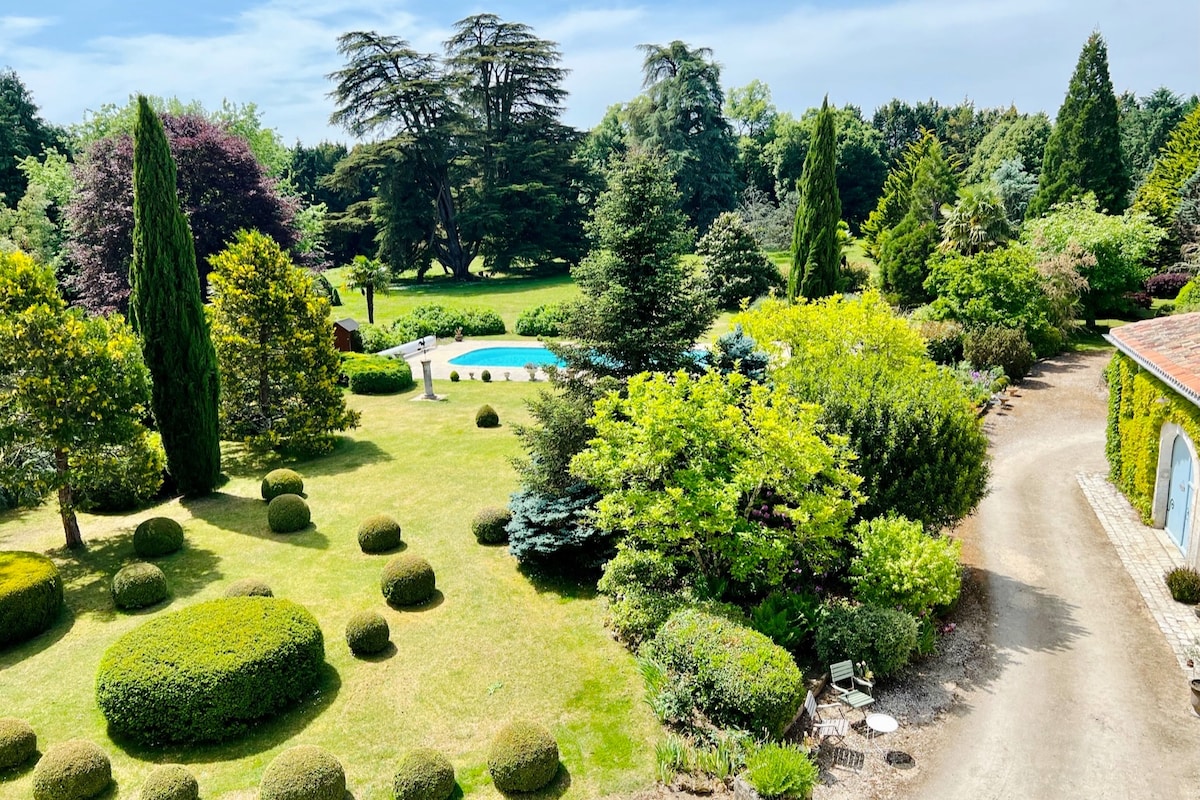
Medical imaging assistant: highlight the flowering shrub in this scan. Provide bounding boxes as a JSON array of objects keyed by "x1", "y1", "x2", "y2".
[{"x1": 948, "y1": 362, "x2": 1007, "y2": 408}]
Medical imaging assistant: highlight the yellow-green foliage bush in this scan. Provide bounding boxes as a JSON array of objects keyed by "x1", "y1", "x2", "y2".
[
  {"x1": 31, "y1": 740, "x2": 111, "y2": 800},
  {"x1": 850, "y1": 515, "x2": 962, "y2": 616},
  {"x1": 139, "y1": 764, "x2": 199, "y2": 800},
  {"x1": 393, "y1": 748, "x2": 456, "y2": 800},
  {"x1": 259, "y1": 745, "x2": 345, "y2": 800},
  {"x1": 95, "y1": 597, "x2": 325, "y2": 744},
  {"x1": 0, "y1": 551, "x2": 63, "y2": 647},
  {"x1": 487, "y1": 721, "x2": 560, "y2": 793},
  {"x1": 1106, "y1": 352, "x2": 1200, "y2": 520},
  {"x1": 0, "y1": 717, "x2": 36, "y2": 770}
]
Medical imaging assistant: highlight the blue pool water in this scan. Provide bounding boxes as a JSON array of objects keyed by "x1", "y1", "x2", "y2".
[{"x1": 448, "y1": 346, "x2": 565, "y2": 368}]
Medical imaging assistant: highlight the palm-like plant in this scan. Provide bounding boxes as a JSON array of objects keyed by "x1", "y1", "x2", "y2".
[
  {"x1": 344, "y1": 255, "x2": 391, "y2": 324},
  {"x1": 939, "y1": 186, "x2": 1013, "y2": 255}
]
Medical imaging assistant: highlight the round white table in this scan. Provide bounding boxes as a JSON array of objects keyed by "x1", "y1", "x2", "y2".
[{"x1": 864, "y1": 712, "x2": 898, "y2": 757}]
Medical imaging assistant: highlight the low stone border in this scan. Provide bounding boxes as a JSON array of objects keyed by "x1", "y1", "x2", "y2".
[{"x1": 1077, "y1": 472, "x2": 1200, "y2": 673}]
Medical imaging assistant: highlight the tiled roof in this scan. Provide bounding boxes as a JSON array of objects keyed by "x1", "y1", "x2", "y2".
[{"x1": 1106, "y1": 313, "x2": 1200, "y2": 409}]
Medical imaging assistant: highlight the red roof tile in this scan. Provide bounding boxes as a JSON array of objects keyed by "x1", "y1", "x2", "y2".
[{"x1": 1107, "y1": 313, "x2": 1200, "y2": 407}]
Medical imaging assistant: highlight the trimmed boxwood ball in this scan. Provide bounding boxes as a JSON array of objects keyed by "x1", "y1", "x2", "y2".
[
  {"x1": 133, "y1": 517, "x2": 185, "y2": 558},
  {"x1": 224, "y1": 578, "x2": 273, "y2": 598},
  {"x1": 381, "y1": 554, "x2": 436, "y2": 607},
  {"x1": 268, "y1": 494, "x2": 311, "y2": 533},
  {"x1": 0, "y1": 550, "x2": 63, "y2": 647},
  {"x1": 393, "y1": 748, "x2": 456, "y2": 800},
  {"x1": 259, "y1": 745, "x2": 346, "y2": 800},
  {"x1": 345, "y1": 610, "x2": 390, "y2": 656},
  {"x1": 358, "y1": 514, "x2": 402, "y2": 553},
  {"x1": 32, "y1": 740, "x2": 112, "y2": 800},
  {"x1": 111, "y1": 562, "x2": 169, "y2": 611},
  {"x1": 0, "y1": 717, "x2": 36, "y2": 771},
  {"x1": 261, "y1": 468, "x2": 304, "y2": 501},
  {"x1": 449, "y1": 370, "x2": 460, "y2": 382},
  {"x1": 475, "y1": 404, "x2": 499, "y2": 428},
  {"x1": 487, "y1": 720, "x2": 560, "y2": 794},
  {"x1": 472, "y1": 507, "x2": 512, "y2": 545},
  {"x1": 139, "y1": 764, "x2": 199, "y2": 800},
  {"x1": 95, "y1": 597, "x2": 325, "y2": 745}
]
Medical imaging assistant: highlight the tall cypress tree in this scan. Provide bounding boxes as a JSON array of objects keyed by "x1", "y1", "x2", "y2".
[
  {"x1": 1027, "y1": 32, "x2": 1128, "y2": 217},
  {"x1": 129, "y1": 96, "x2": 221, "y2": 495},
  {"x1": 790, "y1": 96, "x2": 842, "y2": 301}
]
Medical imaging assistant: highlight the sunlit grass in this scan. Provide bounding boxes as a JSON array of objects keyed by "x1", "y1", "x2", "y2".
[{"x1": 0, "y1": 381, "x2": 659, "y2": 800}]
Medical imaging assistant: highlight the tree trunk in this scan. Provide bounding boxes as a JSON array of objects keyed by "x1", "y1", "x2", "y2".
[
  {"x1": 365, "y1": 286, "x2": 375, "y2": 324},
  {"x1": 55, "y1": 448, "x2": 83, "y2": 549}
]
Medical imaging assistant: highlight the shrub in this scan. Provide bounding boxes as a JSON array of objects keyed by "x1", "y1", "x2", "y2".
[
  {"x1": 139, "y1": 765, "x2": 199, "y2": 800},
  {"x1": 1175, "y1": 279, "x2": 1200, "y2": 312},
  {"x1": 597, "y1": 547, "x2": 687, "y2": 646},
  {"x1": 462, "y1": 307, "x2": 506, "y2": 336},
  {"x1": 850, "y1": 515, "x2": 962, "y2": 616},
  {"x1": 261, "y1": 468, "x2": 304, "y2": 501},
  {"x1": 133, "y1": 517, "x2": 184, "y2": 558},
  {"x1": 31, "y1": 740, "x2": 111, "y2": 800},
  {"x1": 345, "y1": 610, "x2": 390, "y2": 656},
  {"x1": 1146, "y1": 271, "x2": 1193, "y2": 298},
  {"x1": 358, "y1": 514, "x2": 402, "y2": 553},
  {"x1": 393, "y1": 748, "x2": 456, "y2": 800},
  {"x1": 449, "y1": 370, "x2": 460, "y2": 382},
  {"x1": 744, "y1": 743, "x2": 818, "y2": 800},
  {"x1": 95, "y1": 597, "x2": 325, "y2": 744},
  {"x1": 0, "y1": 551, "x2": 63, "y2": 647},
  {"x1": 475, "y1": 404, "x2": 499, "y2": 428},
  {"x1": 916, "y1": 320, "x2": 965, "y2": 365},
  {"x1": 508, "y1": 486, "x2": 614, "y2": 573},
  {"x1": 814, "y1": 601, "x2": 919, "y2": 677},
  {"x1": 259, "y1": 745, "x2": 345, "y2": 800},
  {"x1": 480, "y1": 369, "x2": 492, "y2": 383},
  {"x1": 72, "y1": 431, "x2": 166, "y2": 512},
  {"x1": 381, "y1": 554, "x2": 436, "y2": 607},
  {"x1": 1165, "y1": 566, "x2": 1200, "y2": 604},
  {"x1": 343, "y1": 354, "x2": 415, "y2": 394},
  {"x1": 748, "y1": 590, "x2": 821, "y2": 653},
  {"x1": 111, "y1": 562, "x2": 169, "y2": 611},
  {"x1": 224, "y1": 578, "x2": 273, "y2": 598},
  {"x1": 487, "y1": 721, "x2": 560, "y2": 794},
  {"x1": 515, "y1": 303, "x2": 566, "y2": 337},
  {"x1": 471, "y1": 507, "x2": 511, "y2": 544},
  {"x1": 0, "y1": 717, "x2": 36, "y2": 771},
  {"x1": 268, "y1": 494, "x2": 311, "y2": 533},
  {"x1": 964, "y1": 325, "x2": 1035, "y2": 380},
  {"x1": 643, "y1": 609, "x2": 804, "y2": 736}
]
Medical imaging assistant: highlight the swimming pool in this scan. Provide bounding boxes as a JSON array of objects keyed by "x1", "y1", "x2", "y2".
[{"x1": 447, "y1": 346, "x2": 565, "y2": 368}]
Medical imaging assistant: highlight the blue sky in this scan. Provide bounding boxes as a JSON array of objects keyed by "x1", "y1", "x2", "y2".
[{"x1": 2, "y1": 1, "x2": 1197, "y2": 145}]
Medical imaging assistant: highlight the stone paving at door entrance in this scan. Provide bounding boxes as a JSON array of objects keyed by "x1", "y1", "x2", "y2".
[{"x1": 1078, "y1": 472, "x2": 1200, "y2": 674}]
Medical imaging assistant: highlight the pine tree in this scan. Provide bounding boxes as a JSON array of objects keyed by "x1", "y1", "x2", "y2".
[
  {"x1": 1027, "y1": 32, "x2": 1128, "y2": 217},
  {"x1": 790, "y1": 97, "x2": 842, "y2": 301},
  {"x1": 129, "y1": 96, "x2": 221, "y2": 495}
]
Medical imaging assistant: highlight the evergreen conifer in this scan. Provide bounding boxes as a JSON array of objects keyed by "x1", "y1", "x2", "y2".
[{"x1": 790, "y1": 97, "x2": 842, "y2": 301}]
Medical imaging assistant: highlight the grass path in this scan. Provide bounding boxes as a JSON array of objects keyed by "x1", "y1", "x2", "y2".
[{"x1": 0, "y1": 381, "x2": 659, "y2": 800}]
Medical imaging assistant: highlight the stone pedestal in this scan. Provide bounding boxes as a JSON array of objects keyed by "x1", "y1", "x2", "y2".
[{"x1": 421, "y1": 359, "x2": 436, "y2": 399}]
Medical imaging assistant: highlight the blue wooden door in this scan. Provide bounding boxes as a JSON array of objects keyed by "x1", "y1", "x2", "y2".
[{"x1": 1165, "y1": 435, "x2": 1193, "y2": 551}]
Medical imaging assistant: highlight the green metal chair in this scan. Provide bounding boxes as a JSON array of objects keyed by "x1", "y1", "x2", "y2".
[{"x1": 829, "y1": 660, "x2": 875, "y2": 712}]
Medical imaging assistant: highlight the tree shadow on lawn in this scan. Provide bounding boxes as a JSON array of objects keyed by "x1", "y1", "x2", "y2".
[
  {"x1": 109, "y1": 662, "x2": 342, "y2": 764},
  {"x1": 516, "y1": 562, "x2": 598, "y2": 601},
  {"x1": 219, "y1": 437, "x2": 392, "y2": 482},
  {"x1": 388, "y1": 589, "x2": 445, "y2": 613},
  {"x1": 499, "y1": 764, "x2": 571, "y2": 800},
  {"x1": 180, "y1": 494, "x2": 331, "y2": 550}
]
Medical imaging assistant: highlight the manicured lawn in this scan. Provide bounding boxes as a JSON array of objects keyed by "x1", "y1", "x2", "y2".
[
  {"x1": 324, "y1": 268, "x2": 580, "y2": 334},
  {"x1": 0, "y1": 381, "x2": 659, "y2": 799}
]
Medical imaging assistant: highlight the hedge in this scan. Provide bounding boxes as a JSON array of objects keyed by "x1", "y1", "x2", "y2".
[
  {"x1": 95, "y1": 597, "x2": 325, "y2": 744},
  {"x1": 342, "y1": 354, "x2": 415, "y2": 394},
  {"x1": 488, "y1": 721, "x2": 560, "y2": 793},
  {"x1": 31, "y1": 740, "x2": 111, "y2": 800},
  {"x1": 358, "y1": 514, "x2": 402, "y2": 553},
  {"x1": 111, "y1": 562, "x2": 169, "y2": 611},
  {"x1": 262, "y1": 468, "x2": 304, "y2": 501},
  {"x1": 0, "y1": 551, "x2": 63, "y2": 647},
  {"x1": 514, "y1": 304, "x2": 565, "y2": 337},
  {"x1": 268, "y1": 494, "x2": 311, "y2": 533},
  {"x1": 0, "y1": 717, "x2": 36, "y2": 771},
  {"x1": 133, "y1": 517, "x2": 185, "y2": 558},
  {"x1": 393, "y1": 748, "x2": 456, "y2": 800},
  {"x1": 643, "y1": 608, "x2": 804, "y2": 736},
  {"x1": 139, "y1": 765, "x2": 199, "y2": 800},
  {"x1": 381, "y1": 554, "x2": 436, "y2": 607},
  {"x1": 813, "y1": 601, "x2": 919, "y2": 677},
  {"x1": 259, "y1": 745, "x2": 345, "y2": 800}
]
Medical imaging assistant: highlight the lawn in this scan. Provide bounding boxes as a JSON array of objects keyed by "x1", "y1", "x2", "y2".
[{"x1": 0, "y1": 381, "x2": 659, "y2": 799}]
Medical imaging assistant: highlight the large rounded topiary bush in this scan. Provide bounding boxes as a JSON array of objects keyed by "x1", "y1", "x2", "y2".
[
  {"x1": 261, "y1": 468, "x2": 304, "y2": 501},
  {"x1": 32, "y1": 740, "x2": 111, "y2": 800},
  {"x1": 224, "y1": 578, "x2": 274, "y2": 598},
  {"x1": 268, "y1": 494, "x2": 311, "y2": 534},
  {"x1": 358, "y1": 514, "x2": 402, "y2": 553},
  {"x1": 475, "y1": 404, "x2": 499, "y2": 428},
  {"x1": 487, "y1": 720, "x2": 560, "y2": 793},
  {"x1": 345, "y1": 610, "x2": 390, "y2": 656},
  {"x1": 111, "y1": 562, "x2": 169, "y2": 611},
  {"x1": 0, "y1": 551, "x2": 63, "y2": 647},
  {"x1": 393, "y1": 748, "x2": 455, "y2": 800},
  {"x1": 96, "y1": 597, "x2": 325, "y2": 745},
  {"x1": 0, "y1": 717, "x2": 36, "y2": 771},
  {"x1": 471, "y1": 507, "x2": 512, "y2": 545},
  {"x1": 133, "y1": 517, "x2": 185, "y2": 558},
  {"x1": 381, "y1": 554, "x2": 436, "y2": 607},
  {"x1": 259, "y1": 745, "x2": 345, "y2": 800},
  {"x1": 139, "y1": 764, "x2": 199, "y2": 800}
]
